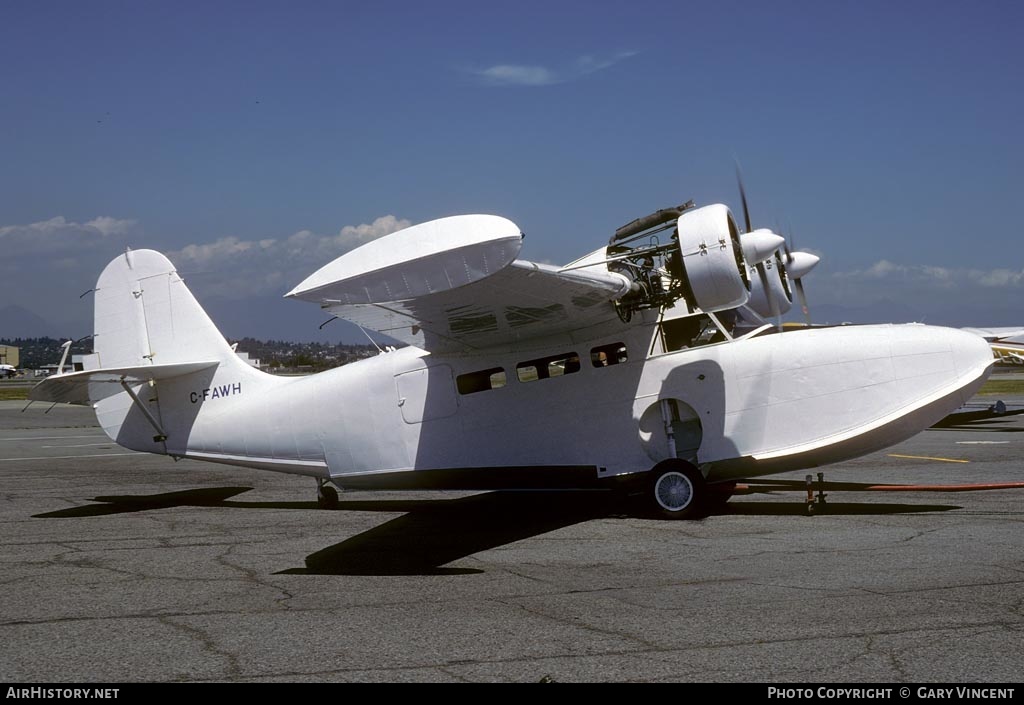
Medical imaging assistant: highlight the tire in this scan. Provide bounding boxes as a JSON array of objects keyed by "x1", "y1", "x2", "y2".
[{"x1": 648, "y1": 460, "x2": 704, "y2": 520}]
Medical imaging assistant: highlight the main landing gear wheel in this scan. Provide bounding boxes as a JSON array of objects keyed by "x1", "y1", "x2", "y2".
[
  {"x1": 317, "y1": 482, "x2": 339, "y2": 510},
  {"x1": 648, "y1": 461, "x2": 704, "y2": 520}
]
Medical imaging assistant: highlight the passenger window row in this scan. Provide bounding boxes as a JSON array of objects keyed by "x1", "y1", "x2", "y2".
[{"x1": 455, "y1": 343, "x2": 628, "y2": 395}]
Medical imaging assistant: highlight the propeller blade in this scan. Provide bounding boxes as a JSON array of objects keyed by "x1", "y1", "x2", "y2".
[
  {"x1": 780, "y1": 230, "x2": 809, "y2": 325},
  {"x1": 735, "y1": 164, "x2": 752, "y2": 234},
  {"x1": 737, "y1": 165, "x2": 781, "y2": 329},
  {"x1": 754, "y1": 262, "x2": 782, "y2": 330},
  {"x1": 795, "y1": 278, "x2": 811, "y2": 326}
]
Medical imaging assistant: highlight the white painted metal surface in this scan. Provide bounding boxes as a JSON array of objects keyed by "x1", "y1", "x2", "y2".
[
  {"x1": 675, "y1": 204, "x2": 750, "y2": 312},
  {"x1": 740, "y1": 229, "x2": 785, "y2": 265},
  {"x1": 784, "y1": 251, "x2": 819, "y2": 280},
  {"x1": 287, "y1": 214, "x2": 523, "y2": 304}
]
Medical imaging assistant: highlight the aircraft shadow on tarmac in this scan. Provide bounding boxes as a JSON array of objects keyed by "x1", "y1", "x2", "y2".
[
  {"x1": 33, "y1": 487, "x2": 262, "y2": 518},
  {"x1": 928, "y1": 420, "x2": 1024, "y2": 432},
  {"x1": 930, "y1": 407, "x2": 1024, "y2": 432},
  {"x1": 32, "y1": 486, "x2": 961, "y2": 576},
  {"x1": 282, "y1": 497, "x2": 960, "y2": 576},
  {"x1": 282, "y1": 491, "x2": 619, "y2": 576}
]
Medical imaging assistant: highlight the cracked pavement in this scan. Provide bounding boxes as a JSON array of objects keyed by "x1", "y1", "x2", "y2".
[{"x1": 0, "y1": 398, "x2": 1021, "y2": 682}]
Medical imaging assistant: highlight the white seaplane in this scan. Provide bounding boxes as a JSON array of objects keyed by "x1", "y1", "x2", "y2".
[{"x1": 30, "y1": 198, "x2": 993, "y2": 518}]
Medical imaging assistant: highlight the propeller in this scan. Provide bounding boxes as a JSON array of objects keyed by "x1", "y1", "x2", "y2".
[
  {"x1": 782, "y1": 234, "x2": 819, "y2": 327},
  {"x1": 736, "y1": 166, "x2": 822, "y2": 329},
  {"x1": 736, "y1": 166, "x2": 783, "y2": 329}
]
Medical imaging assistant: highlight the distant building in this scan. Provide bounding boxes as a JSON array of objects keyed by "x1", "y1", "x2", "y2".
[
  {"x1": 36, "y1": 364, "x2": 73, "y2": 377},
  {"x1": 0, "y1": 345, "x2": 19, "y2": 368},
  {"x1": 235, "y1": 351, "x2": 262, "y2": 369}
]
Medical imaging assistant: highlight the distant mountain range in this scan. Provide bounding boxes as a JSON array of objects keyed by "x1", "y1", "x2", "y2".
[{"x1": 0, "y1": 305, "x2": 62, "y2": 339}]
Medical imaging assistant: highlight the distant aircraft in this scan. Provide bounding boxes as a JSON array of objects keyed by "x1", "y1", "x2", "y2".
[
  {"x1": 30, "y1": 200, "x2": 993, "y2": 518},
  {"x1": 962, "y1": 327, "x2": 1024, "y2": 367}
]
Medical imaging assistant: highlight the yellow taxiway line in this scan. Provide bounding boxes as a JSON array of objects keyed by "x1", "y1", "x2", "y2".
[{"x1": 887, "y1": 453, "x2": 969, "y2": 464}]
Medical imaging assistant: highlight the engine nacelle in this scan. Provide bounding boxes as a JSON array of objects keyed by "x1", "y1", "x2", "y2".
[
  {"x1": 748, "y1": 251, "x2": 793, "y2": 318},
  {"x1": 674, "y1": 204, "x2": 750, "y2": 312}
]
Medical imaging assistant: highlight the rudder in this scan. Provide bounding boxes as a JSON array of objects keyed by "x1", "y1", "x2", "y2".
[{"x1": 93, "y1": 248, "x2": 240, "y2": 369}]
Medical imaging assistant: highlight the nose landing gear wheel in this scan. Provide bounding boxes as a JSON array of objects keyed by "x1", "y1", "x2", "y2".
[{"x1": 649, "y1": 461, "x2": 704, "y2": 520}]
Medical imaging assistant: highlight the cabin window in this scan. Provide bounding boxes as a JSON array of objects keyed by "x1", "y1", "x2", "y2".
[
  {"x1": 662, "y1": 314, "x2": 730, "y2": 352},
  {"x1": 456, "y1": 368, "x2": 507, "y2": 395},
  {"x1": 516, "y1": 352, "x2": 581, "y2": 383},
  {"x1": 591, "y1": 342, "x2": 628, "y2": 367}
]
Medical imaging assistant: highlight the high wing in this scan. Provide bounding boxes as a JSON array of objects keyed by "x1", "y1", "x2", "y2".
[{"x1": 287, "y1": 215, "x2": 633, "y2": 353}]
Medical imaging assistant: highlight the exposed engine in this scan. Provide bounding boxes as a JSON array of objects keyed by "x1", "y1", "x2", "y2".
[
  {"x1": 593, "y1": 188, "x2": 821, "y2": 328},
  {"x1": 604, "y1": 202, "x2": 772, "y2": 321}
]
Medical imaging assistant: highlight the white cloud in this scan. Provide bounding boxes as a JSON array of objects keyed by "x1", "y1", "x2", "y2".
[
  {"x1": 0, "y1": 213, "x2": 410, "y2": 327},
  {"x1": 0, "y1": 215, "x2": 137, "y2": 259},
  {"x1": 174, "y1": 236, "x2": 275, "y2": 268},
  {"x1": 838, "y1": 260, "x2": 1023, "y2": 289},
  {"x1": 85, "y1": 216, "x2": 136, "y2": 236},
  {"x1": 469, "y1": 50, "x2": 638, "y2": 86},
  {"x1": 476, "y1": 64, "x2": 556, "y2": 87},
  {"x1": 169, "y1": 215, "x2": 411, "y2": 298},
  {"x1": 975, "y1": 268, "x2": 1024, "y2": 287},
  {"x1": 0, "y1": 215, "x2": 140, "y2": 335},
  {"x1": 861, "y1": 259, "x2": 904, "y2": 278},
  {"x1": 574, "y1": 52, "x2": 636, "y2": 74},
  {"x1": 808, "y1": 258, "x2": 1024, "y2": 325}
]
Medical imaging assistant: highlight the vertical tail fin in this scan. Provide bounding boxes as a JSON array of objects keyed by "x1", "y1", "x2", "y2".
[
  {"x1": 94, "y1": 248, "x2": 241, "y2": 369},
  {"x1": 87, "y1": 249, "x2": 278, "y2": 454}
]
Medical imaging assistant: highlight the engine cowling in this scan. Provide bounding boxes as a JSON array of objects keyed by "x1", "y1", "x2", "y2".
[{"x1": 674, "y1": 204, "x2": 750, "y2": 312}]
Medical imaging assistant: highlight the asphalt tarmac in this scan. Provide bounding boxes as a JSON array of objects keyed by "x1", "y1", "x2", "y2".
[{"x1": 1, "y1": 395, "x2": 1022, "y2": 683}]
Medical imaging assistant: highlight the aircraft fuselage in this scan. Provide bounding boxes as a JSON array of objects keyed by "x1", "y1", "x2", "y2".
[{"x1": 100, "y1": 321, "x2": 992, "y2": 490}]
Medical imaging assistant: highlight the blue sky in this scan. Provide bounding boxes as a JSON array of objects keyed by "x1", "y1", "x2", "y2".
[{"x1": 2, "y1": 1, "x2": 1022, "y2": 341}]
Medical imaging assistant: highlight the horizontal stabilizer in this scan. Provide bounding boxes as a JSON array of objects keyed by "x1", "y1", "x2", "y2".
[{"x1": 29, "y1": 361, "x2": 219, "y2": 405}]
